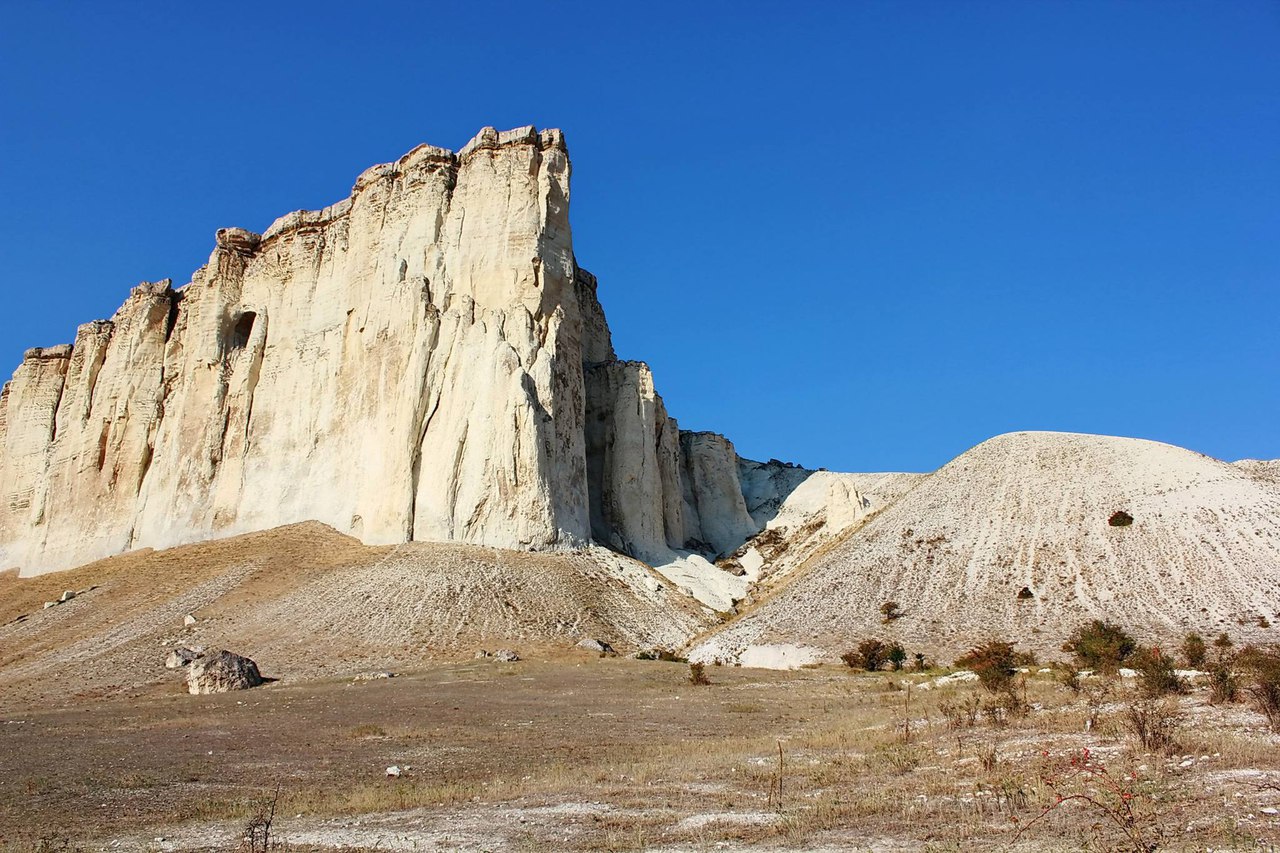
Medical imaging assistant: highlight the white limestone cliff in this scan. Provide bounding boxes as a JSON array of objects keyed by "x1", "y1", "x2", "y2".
[{"x1": 0, "y1": 126, "x2": 799, "y2": 593}]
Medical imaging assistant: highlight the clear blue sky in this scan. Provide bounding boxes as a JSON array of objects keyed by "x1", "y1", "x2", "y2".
[{"x1": 1, "y1": 1, "x2": 1276, "y2": 472}]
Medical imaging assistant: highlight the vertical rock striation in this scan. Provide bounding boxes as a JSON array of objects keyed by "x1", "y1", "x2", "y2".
[{"x1": 0, "y1": 126, "x2": 779, "y2": 580}]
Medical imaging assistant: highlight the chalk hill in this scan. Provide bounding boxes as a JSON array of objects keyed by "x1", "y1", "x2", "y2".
[{"x1": 693, "y1": 432, "x2": 1280, "y2": 663}]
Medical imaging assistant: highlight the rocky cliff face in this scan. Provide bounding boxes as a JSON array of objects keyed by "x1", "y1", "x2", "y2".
[{"x1": 0, "y1": 127, "x2": 785, "y2": 581}]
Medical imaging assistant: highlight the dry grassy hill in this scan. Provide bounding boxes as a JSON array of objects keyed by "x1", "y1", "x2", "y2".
[
  {"x1": 0, "y1": 522, "x2": 710, "y2": 710},
  {"x1": 693, "y1": 431, "x2": 1280, "y2": 664}
]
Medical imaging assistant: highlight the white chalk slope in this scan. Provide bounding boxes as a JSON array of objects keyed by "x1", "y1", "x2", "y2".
[{"x1": 693, "y1": 432, "x2": 1280, "y2": 664}]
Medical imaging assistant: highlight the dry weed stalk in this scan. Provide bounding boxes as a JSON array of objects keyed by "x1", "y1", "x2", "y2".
[
  {"x1": 1125, "y1": 700, "x2": 1182, "y2": 754},
  {"x1": 241, "y1": 783, "x2": 282, "y2": 853},
  {"x1": 1017, "y1": 748, "x2": 1163, "y2": 853},
  {"x1": 766, "y1": 741, "x2": 785, "y2": 813}
]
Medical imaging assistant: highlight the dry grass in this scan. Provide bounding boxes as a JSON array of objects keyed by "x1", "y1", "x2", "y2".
[{"x1": 2, "y1": 659, "x2": 1280, "y2": 851}]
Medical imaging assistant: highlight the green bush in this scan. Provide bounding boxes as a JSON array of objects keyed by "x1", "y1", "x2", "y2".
[
  {"x1": 887, "y1": 643, "x2": 907, "y2": 671},
  {"x1": 1210, "y1": 660, "x2": 1239, "y2": 704},
  {"x1": 1181, "y1": 633, "x2": 1207, "y2": 669},
  {"x1": 1131, "y1": 646, "x2": 1188, "y2": 697},
  {"x1": 1062, "y1": 620, "x2": 1137, "y2": 673}
]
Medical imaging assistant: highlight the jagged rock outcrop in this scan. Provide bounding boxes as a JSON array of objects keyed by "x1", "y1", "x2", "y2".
[
  {"x1": 679, "y1": 432, "x2": 758, "y2": 555},
  {"x1": 721, "y1": 467, "x2": 925, "y2": 588},
  {"x1": 0, "y1": 126, "x2": 786, "y2": 583}
]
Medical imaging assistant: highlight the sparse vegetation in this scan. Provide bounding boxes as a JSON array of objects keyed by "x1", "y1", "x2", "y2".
[
  {"x1": 880, "y1": 601, "x2": 903, "y2": 622},
  {"x1": 5, "y1": 655, "x2": 1280, "y2": 850},
  {"x1": 1063, "y1": 620, "x2": 1137, "y2": 673},
  {"x1": 241, "y1": 784, "x2": 281, "y2": 853}
]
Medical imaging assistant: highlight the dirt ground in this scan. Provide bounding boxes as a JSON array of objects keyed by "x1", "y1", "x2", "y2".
[{"x1": 2, "y1": 656, "x2": 1280, "y2": 852}]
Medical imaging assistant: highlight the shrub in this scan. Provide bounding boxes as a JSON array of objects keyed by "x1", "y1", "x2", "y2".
[
  {"x1": 1239, "y1": 646, "x2": 1280, "y2": 732},
  {"x1": 887, "y1": 643, "x2": 907, "y2": 671},
  {"x1": 913, "y1": 652, "x2": 927, "y2": 672},
  {"x1": 1063, "y1": 620, "x2": 1136, "y2": 673},
  {"x1": 1108, "y1": 510, "x2": 1134, "y2": 527},
  {"x1": 982, "y1": 694, "x2": 1023, "y2": 727},
  {"x1": 687, "y1": 661, "x2": 711, "y2": 686},
  {"x1": 1180, "y1": 633, "x2": 1206, "y2": 668},
  {"x1": 1131, "y1": 646, "x2": 1188, "y2": 698},
  {"x1": 880, "y1": 601, "x2": 903, "y2": 622},
  {"x1": 1209, "y1": 661, "x2": 1239, "y2": 704},
  {"x1": 842, "y1": 639, "x2": 889, "y2": 671},
  {"x1": 1016, "y1": 586, "x2": 1034, "y2": 600},
  {"x1": 955, "y1": 640, "x2": 1033, "y2": 694},
  {"x1": 937, "y1": 694, "x2": 981, "y2": 730},
  {"x1": 1125, "y1": 700, "x2": 1181, "y2": 753},
  {"x1": 1053, "y1": 662, "x2": 1083, "y2": 694},
  {"x1": 1209, "y1": 634, "x2": 1241, "y2": 704}
]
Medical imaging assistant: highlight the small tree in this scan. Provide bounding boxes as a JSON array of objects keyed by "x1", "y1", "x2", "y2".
[
  {"x1": 881, "y1": 601, "x2": 903, "y2": 623},
  {"x1": 887, "y1": 643, "x2": 907, "y2": 671},
  {"x1": 842, "y1": 638, "x2": 889, "y2": 671},
  {"x1": 1180, "y1": 633, "x2": 1206, "y2": 669},
  {"x1": 913, "y1": 652, "x2": 927, "y2": 672},
  {"x1": 1062, "y1": 620, "x2": 1137, "y2": 673}
]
